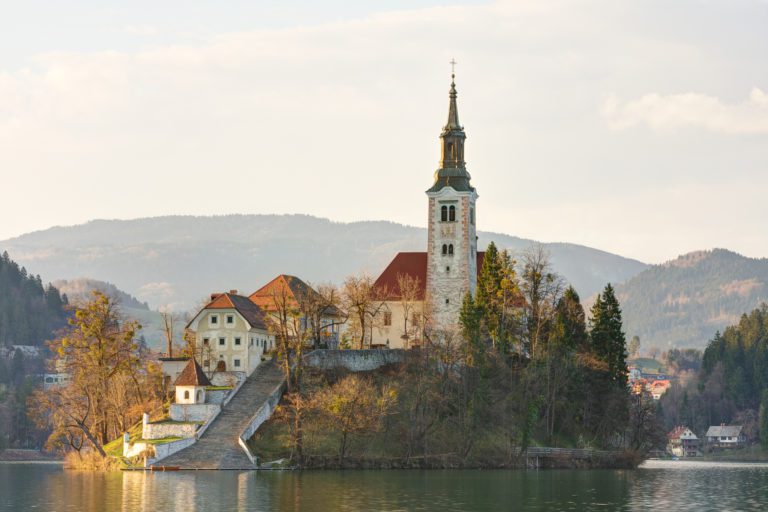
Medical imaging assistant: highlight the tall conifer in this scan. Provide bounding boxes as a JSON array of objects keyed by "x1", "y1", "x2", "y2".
[{"x1": 589, "y1": 284, "x2": 628, "y2": 386}]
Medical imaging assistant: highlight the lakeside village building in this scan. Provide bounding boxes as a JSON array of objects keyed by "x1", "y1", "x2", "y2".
[{"x1": 167, "y1": 72, "x2": 485, "y2": 381}]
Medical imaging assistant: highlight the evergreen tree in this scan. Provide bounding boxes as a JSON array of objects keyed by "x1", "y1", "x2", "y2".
[
  {"x1": 0, "y1": 252, "x2": 68, "y2": 347},
  {"x1": 549, "y1": 286, "x2": 588, "y2": 350},
  {"x1": 589, "y1": 284, "x2": 628, "y2": 386},
  {"x1": 475, "y1": 242, "x2": 501, "y2": 348},
  {"x1": 459, "y1": 292, "x2": 483, "y2": 366},
  {"x1": 760, "y1": 390, "x2": 768, "y2": 450}
]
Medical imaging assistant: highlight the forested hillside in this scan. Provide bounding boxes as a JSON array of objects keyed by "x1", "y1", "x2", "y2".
[
  {"x1": 0, "y1": 251, "x2": 68, "y2": 347},
  {"x1": 616, "y1": 250, "x2": 768, "y2": 349},
  {"x1": 660, "y1": 305, "x2": 768, "y2": 442}
]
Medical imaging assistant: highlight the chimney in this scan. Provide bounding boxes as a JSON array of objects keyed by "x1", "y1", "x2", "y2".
[{"x1": 229, "y1": 289, "x2": 238, "y2": 295}]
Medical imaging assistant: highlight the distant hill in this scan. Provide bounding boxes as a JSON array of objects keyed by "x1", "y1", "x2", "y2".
[
  {"x1": 0, "y1": 215, "x2": 647, "y2": 311},
  {"x1": 53, "y1": 278, "x2": 149, "y2": 310},
  {"x1": 53, "y1": 277, "x2": 184, "y2": 352},
  {"x1": 616, "y1": 249, "x2": 768, "y2": 349}
]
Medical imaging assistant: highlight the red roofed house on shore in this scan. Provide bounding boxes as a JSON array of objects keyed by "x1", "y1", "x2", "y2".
[
  {"x1": 667, "y1": 426, "x2": 700, "y2": 457},
  {"x1": 371, "y1": 71, "x2": 485, "y2": 348},
  {"x1": 185, "y1": 290, "x2": 274, "y2": 375}
]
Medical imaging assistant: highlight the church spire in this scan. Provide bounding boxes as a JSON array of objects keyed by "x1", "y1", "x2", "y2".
[
  {"x1": 428, "y1": 62, "x2": 473, "y2": 193},
  {"x1": 445, "y1": 61, "x2": 461, "y2": 131}
]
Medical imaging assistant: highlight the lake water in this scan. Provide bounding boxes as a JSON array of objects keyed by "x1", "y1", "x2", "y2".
[{"x1": 1, "y1": 460, "x2": 766, "y2": 511}]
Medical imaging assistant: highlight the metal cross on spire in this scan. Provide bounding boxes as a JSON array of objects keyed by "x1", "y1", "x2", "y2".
[{"x1": 450, "y1": 58, "x2": 457, "y2": 78}]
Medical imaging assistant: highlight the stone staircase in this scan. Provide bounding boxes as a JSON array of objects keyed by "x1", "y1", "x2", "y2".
[{"x1": 161, "y1": 361, "x2": 285, "y2": 470}]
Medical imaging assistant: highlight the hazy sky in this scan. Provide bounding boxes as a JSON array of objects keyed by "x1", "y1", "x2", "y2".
[{"x1": 1, "y1": 0, "x2": 766, "y2": 263}]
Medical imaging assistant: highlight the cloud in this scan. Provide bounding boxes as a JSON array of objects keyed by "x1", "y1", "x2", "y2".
[
  {"x1": 0, "y1": 0, "x2": 766, "y2": 262},
  {"x1": 602, "y1": 88, "x2": 768, "y2": 134},
  {"x1": 120, "y1": 25, "x2": 159, "y2": 36}
]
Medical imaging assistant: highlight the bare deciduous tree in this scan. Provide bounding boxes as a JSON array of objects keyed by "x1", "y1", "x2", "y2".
[
  {"x1": 312, "y1": 374, "x2": 397, "y2": 463},
  {"x1": 520, "y1": 245, "x2": 564, "y2": 358},
  {"x1": 30, "y1": 292, "x2": 162, "y2": 458},
  {"x1": 396, "y1": 273, "x2": 422, "y2": 348},
  {"x1": 341, "y1": 274, "x2": 387, "y2": 349}
]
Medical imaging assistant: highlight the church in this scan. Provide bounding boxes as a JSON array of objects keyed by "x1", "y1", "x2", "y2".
[{"x1": 372, "y1": 72, "x2": 484, "y2": 348}]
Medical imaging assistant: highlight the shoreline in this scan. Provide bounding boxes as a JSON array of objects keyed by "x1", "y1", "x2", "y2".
[{"x1": 0, "y1": 460, "x2": 64, "y2": 465}]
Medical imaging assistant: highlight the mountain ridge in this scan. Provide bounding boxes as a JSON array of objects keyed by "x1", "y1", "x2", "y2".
[
  {"x1": 0, "y1": 214, "x2": 647, "y2": 311},
  {"x1": 617, "y1": 248, "x2": 768, "y2": 349}
]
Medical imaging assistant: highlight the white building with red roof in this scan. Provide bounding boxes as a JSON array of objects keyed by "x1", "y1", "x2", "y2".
[{"x1": 185, "y1": 290, "x2": 274, "y2": 375}]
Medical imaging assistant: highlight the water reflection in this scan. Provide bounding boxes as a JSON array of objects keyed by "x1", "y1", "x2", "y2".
[{"x1": 1, "y1": 461, "x2": 768, "y2": 511}]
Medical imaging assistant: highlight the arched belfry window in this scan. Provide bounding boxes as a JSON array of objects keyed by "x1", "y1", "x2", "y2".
[
  {"x1": 442, "y1": 244, "x2": 448, "y2": 255},
  {"x1": 448, "y1": 244, "x2": 454, "y2": 255},
  {"x1": 441, "y1": 205, "x2": 448, "y2": 222},
  {"x1": 184, "y1": 390, "x2": 190, "y2": 400},
  {"x1": 449, "y1": 205, "x2": 456, "y2": 222}
]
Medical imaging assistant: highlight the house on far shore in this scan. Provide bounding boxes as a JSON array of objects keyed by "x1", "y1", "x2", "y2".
[
  {"x1": 185, "y1": 291, "x2": 274, "y2": 376},
  {"x1": 649, "y1": 379, "x2": 671, "y2": 400},
  {"x1": 705, "y1": 425, "x2": 746, "y2": 449},
  {"x1": 667, "y1": 426, "x2": 700, "y2": 457}
]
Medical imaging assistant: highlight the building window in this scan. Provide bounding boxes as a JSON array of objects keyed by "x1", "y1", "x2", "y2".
[
  {"x1": 470, "y1": 207, "x2": 475, "y2": 225},
  {"x1": 250, "y1": 337, "x2": 254, "y2": 347},
  {"x1": 449, "y1": 205, "x2": 456, "y2": 222},
  {"x1": 226, "y1": 314, "x2": 234, "y2": 325},
  {"x1": 442, "y1": 244, "x2": 448, "y2": 255},
  {"x1": 196, "y1": 390, "x2": 202, "y2": 402},
  {"x1": 184, "y1": 390, "x2": 190, "y2": 400},
  {"x1": 234, "y1": 337, "x2": 241, "y2": 346},
  {"x1": 440, "y1": 205, "x2": 448, "y2": 222},
  {"x1": 234, "y1": 359, "x2": 241, "y2": 368},
  {"x1": 446, "y1": 266, "x2": 450, "y2": 272},
  {"x1": 448, "y1": 244, "x2": 454, "y2": 255},
  {"x1": 219, "y1": 337, "x2": 226, "y2": 346},
  {"x1": 203, "y1": 359, "x2": 210, "y2": 367},
  {"x1": 203, "y1": 337, "x2": 210, "y2": 345},
  {"x1": 384, "y1": 312, "x2": 392, "y2": 326},
  {"x1": 210, "y1": 315, "x2": 218, "y2": 325},
  {"x1": 445, "y1": 298, "x2": 450, "y2": 305}
]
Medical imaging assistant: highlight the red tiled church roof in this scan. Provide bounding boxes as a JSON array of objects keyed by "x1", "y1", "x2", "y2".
[{"x1": 374, "y1": 251, "x2": 485, "y2": 300}]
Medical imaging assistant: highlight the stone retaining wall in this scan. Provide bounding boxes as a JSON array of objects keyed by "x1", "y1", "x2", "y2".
[
  {"x1": 170, "y1": 403, "x2": 220, "y2": 422},
  {"x1": 238, "y1": 378, "x2": 286, "y2": 465},
  {"x1": 143, "y1": 421, "x2": 197, "y2": 440},
  {"x1": 211, "y1": 371, "x2": 245, "y2": 387},
  {"x1": 303, "y1": 349, "x2": 405, "y2": 372},
  {"x1": 205, "y1": 389, "x2": 229, "y2": 404}
]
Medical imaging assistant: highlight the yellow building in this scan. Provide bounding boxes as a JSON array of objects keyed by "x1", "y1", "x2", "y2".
[{"x1": 185, "y1": 291, "x2": 273, "y2": 375}]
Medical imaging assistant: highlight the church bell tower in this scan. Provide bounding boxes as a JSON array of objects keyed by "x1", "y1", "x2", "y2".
[{"x1": 425, "y1": 67, "x2": 478, "y2": 330}]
